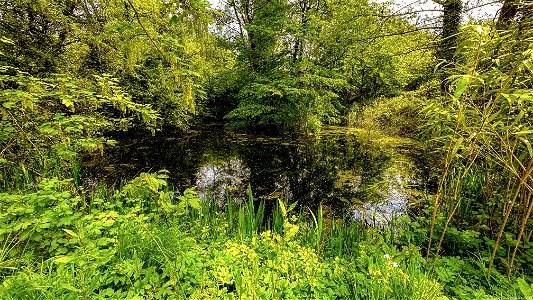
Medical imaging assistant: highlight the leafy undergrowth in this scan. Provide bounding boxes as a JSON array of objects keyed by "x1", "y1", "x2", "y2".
[
  {"x1": 0, "y1": 172, "x2": 531, "y2": 299},
  {"x1": 348, "y1": 90, "x2": 429, "y2": 139}
]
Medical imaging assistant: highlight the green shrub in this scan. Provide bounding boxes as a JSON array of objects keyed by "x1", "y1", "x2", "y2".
[
  {"x1": 349, "y1": 91, "x2": 425, "y2": 137},
  {"x1": 0, "y1": 68, "x2": 159, "y2": 189}
]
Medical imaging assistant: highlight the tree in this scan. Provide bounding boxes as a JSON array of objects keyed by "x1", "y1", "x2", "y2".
[
  {"x1": 0, "y1": 0, "x2": 226, "y2": 129},
  {"x1": 432, "y1": 0, "x2": 462, "y2": 64},
  {"x1": 0, "y1": 0, "x2": 78, "y2": 75},
  {"x1": 497, "y1": 0, "x2": 519, "y2": 29},
  {"x1": 215, "y1": 0, "x2": 435, "y2": 131}
]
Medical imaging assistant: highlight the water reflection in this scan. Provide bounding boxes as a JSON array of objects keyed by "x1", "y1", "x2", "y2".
[
  {"x1": 351, "y1": 174, "x2": 408, "y2": 227},
  {"x1": 196, "y1": 158, "x2": 250, "y2": 206},
  {"x1": 83, "y1": 124, "x2": 423, "y2": 219}
]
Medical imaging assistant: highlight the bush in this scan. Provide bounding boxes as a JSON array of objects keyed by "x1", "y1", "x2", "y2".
[
  {"x1": 349, "y1": 91, "x2": 425, "y2": 137},
  {"x1": 0, "y1": 68, "x2": 159, "y2": 189}
]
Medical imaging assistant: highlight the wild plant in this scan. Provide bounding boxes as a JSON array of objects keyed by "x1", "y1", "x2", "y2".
[{"x1": 422, "y1": 21, "x2": 533, "y2": 276}]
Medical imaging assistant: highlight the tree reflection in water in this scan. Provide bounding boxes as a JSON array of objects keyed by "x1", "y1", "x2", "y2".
[
  {"x1": 196, "y1": 158, "x2": 250, "y2": 206},
  {"x1": 84, "y1": 124, "x2": 425, "y2": 222}
]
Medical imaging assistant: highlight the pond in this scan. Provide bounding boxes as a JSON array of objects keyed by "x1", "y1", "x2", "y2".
[{"x1": 83, "y1": 124, "x2": 429, "y2": 225}]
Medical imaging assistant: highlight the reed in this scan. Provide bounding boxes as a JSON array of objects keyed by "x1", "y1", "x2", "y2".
[{"x1": 422, "y1": 22, "x2": 533, "y2": 276}]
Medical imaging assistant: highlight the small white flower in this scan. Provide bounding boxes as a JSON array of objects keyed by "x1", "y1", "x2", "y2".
[
  {"x1": 392, "y1": 262, "x2": 399, "y2": 268},
  {"x1": 524, "y1": 139, "x2": 529, "y2": 144},
  {"x1": 384, "y1": 254, "x2": 391, "y2": 259}
]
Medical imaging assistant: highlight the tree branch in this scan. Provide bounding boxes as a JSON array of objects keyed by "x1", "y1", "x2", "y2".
[{"x1": 125, "y1": 0, "x2": 168, "y2": 64}]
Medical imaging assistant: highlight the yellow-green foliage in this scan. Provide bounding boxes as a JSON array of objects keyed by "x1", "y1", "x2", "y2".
[
  {"x1": 2, "y1": 171, "x2": 532, "y2": 299},
  {"x1": 90, "y1": 0, "x2": 214, "y2": 127},
  {"x1": 349, "y1": 91, "x2": 425, "y2": 137},
  {"x1": 0, "y1": 68, "x2": 159, "y2": 188},
  {"x1": 422, "y1": 23, "x2": 533, "y2": 276},
  {"x1": 0, "y1": 172, "x2": 450, "y2": 299}
]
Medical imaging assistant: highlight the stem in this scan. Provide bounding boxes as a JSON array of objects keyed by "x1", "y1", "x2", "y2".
[
  {"x1": 508, "y1": 168, "x2": 533, "y2": 276},
  {"x1": 488, "y1": 162, "x2": 533, "y2": 276}
]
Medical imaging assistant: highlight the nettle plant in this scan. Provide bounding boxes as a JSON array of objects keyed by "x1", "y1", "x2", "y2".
[
  {"x1": 0, "y1": 178, "x2": 117, "y2": 266},
  {"x1": 0, "y1": 66, "x2": 159, "y2": 188}
]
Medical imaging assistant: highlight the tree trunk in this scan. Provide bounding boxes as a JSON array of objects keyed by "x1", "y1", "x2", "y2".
[
  {"x1": 433, "y1": 0, "x2": 462, "y2": 92},
  {"x1": 439, "y1": 0, "x2": 462, "y2": 64},
  {"x1": 497, "y1": 0, "x2": 519, "y2": 29}
]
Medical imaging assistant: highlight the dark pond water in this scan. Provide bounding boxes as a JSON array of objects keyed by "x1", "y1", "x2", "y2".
[{"x1": 83, "y1": 124, "x2": 427, "y2": 224}]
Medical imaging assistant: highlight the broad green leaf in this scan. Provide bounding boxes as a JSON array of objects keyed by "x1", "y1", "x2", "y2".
[
  {"x1": 2, "y1": 102, "x2": 15, "y2": 109},
  {"x1": 39, "y1": 124, "x2": 58, "y2": 135},
  {"x1": 278, "y1": 199, "x2": 287, "y2": 218},
  {"x1": 188, "y1": 198, "x2": 201, "y2": 210},
  {"x1": 170, "y1": 15, "x2": 179, "y2": 24},
  {"x1": 525, "y1": 140, "x2": 533, "y2": 158},
  {"x1": 517, "y1": 278, "x2": 533, "y2": 298},
  {"x1": 0, "y1": 37, "x2": 14, "y2": 44},
  {"x1": 106, "y1": 139, "x2": 118, "y2": 146},
  {"x1": 288, "y1": 201, "x2": 298, "y2": 213},
  {"x1": 61, "y1": 98, "x2": 75, "y2": 111},
  {"x1": 454, "y1": 77, "x2": 469, "y2": 101},
  {"x1": 60, "y1": 284, "x2": 81, "y2": 293}
]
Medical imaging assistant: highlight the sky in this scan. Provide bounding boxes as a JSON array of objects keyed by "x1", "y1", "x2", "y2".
[
  {"x1": 209, "y1": 0, "x2": 503, "y2": 24},
  {"x1": 207, "y1": 0, "x2": 503, "y2": 39},
  {"x1": 371, "y1": 0, "x2": 503, "y2": 25}
]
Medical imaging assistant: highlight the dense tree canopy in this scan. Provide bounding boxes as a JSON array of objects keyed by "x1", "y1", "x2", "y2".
[
  {"x1": 0, "y1": 0, "x2": 232, "y2": 128},
  {"x1": 2, "y1": 0, "x2": 533, "y2": 298},
  {"x1": 208, "y1": 0, "x2": 436, "y2": 132}
]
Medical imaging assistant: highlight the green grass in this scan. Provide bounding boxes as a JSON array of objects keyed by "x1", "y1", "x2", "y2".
[{"x1": 0, "y1": 173, "x2": 531, "y2": 299}]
